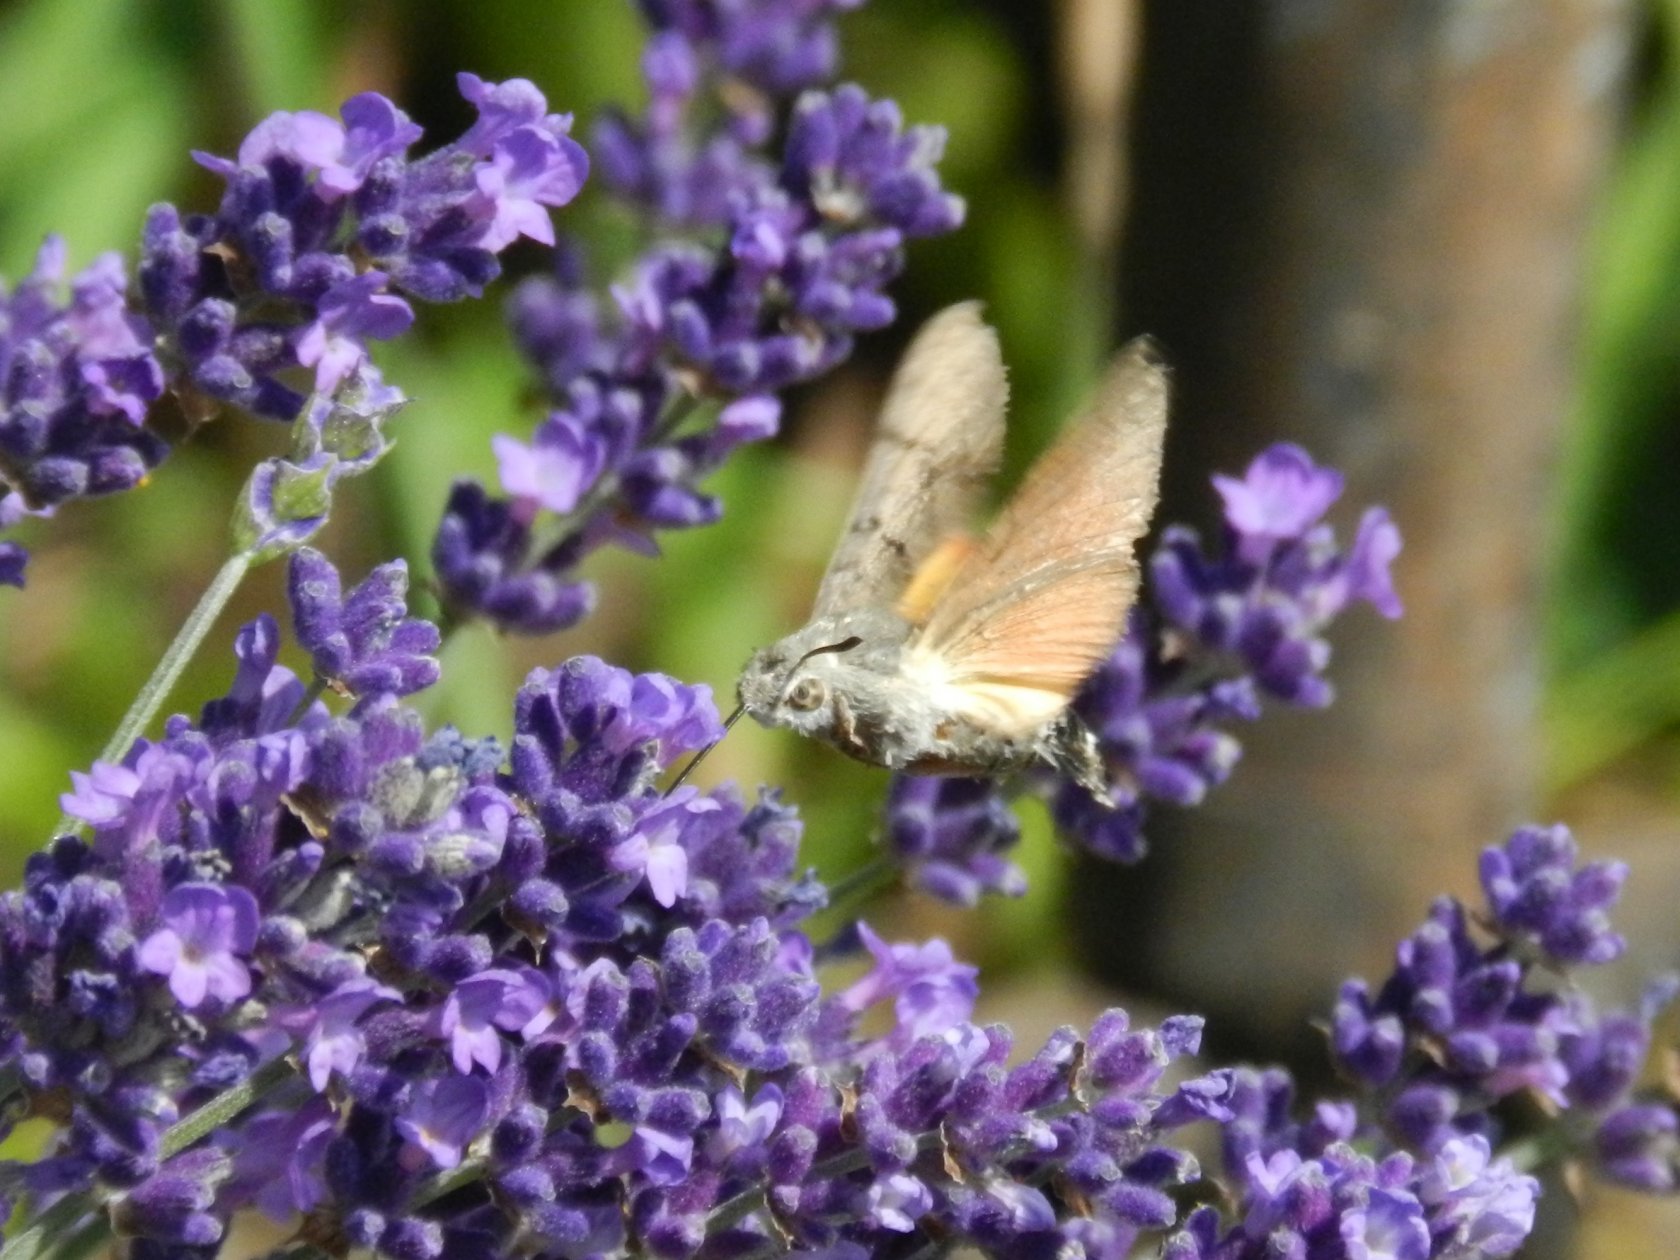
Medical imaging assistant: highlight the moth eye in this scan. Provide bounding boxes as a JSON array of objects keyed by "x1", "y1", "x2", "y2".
[{"x1": 785, "y1": 677, "x2": 827, "y2": 712}]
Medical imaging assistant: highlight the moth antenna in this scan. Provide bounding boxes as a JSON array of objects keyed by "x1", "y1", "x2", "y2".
[{"x1": 664, "y1": 703, "x2": 745, "y2": 795}]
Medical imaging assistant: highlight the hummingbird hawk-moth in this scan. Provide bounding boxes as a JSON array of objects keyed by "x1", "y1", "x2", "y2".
[{"x1": 736, "y1": 302, "x2": 1168, "y2": 792}]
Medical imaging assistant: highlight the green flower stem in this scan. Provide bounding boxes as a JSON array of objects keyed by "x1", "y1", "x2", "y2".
[
  {"x1": 42, "y1": 1211, "x2": 111, "y2": 1260},
  {"x1": 411, "y1": 1153, "x2": 490, "y2": 1210},
  {"x1": 52, "y1": 550, "x2": 255, "y2": 838},
  {"x1": 159, "y1": 1054, "x2": 296, "y2": 1159},
  {"x1": 823, "y1": 856, "x2": 898, "y2": 912}
]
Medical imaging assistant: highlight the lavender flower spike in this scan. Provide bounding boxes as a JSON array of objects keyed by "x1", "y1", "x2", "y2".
[
  {"x1": 144, "y1": 75, "x2": 587, "y2": 420},
  {"x1": 1040, "y1": 440, "x2": 1402, "y2": 866},
  {"x1": 8, "y1": 74, "x2": 589, "y2": 592},
  {"x1": 1479, "y1": 822, "x2": 1627, "y2": 966},
  {"x1": 437, "y1": 2, "x2": 963, "y2": 636},
  {"x1": 883, "y1": 774, "x2": 1025, "y2": 905}
]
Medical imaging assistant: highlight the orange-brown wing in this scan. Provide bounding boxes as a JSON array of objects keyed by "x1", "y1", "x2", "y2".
[
  {"x1": 896, "y1": 534, "x2": 976, "y2": 625},
  {"x1": 811, "y1": 303, "x2": 1007, "y2": 619},
  {"x1": 909, "y1": 338, "x2": 1168, "y2": 729}
]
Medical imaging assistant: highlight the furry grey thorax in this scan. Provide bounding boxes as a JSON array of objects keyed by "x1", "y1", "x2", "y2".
[{"x1": 737, "y1": 607, "x2": 1105, "y2": 790}]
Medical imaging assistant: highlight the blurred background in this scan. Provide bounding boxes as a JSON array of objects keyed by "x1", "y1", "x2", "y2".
[{"x1": 0, "y1": 0, "x2": 1678, "y2": 1253}]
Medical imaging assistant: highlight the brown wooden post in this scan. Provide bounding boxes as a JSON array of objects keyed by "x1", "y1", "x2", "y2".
[{"x1": 1084, "y1": 1, "x2": 1632, "y2": 1064}]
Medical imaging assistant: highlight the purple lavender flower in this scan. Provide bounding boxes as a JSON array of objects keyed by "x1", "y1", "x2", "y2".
[
  {"x1": 288, "y1": 546, "x2": 441, "y2": 698},
  {"x1": 1154, "y1": 444, "x2": 1404, "y2": 702},
  {"x1": 840, "y1": 923, "x2": 978, "y2": 1042},
  {"x1": 226, "y1": 1098, "x2": 336, "y2": 1219},
  {"x1": 3, "y1": 588, "x2": 1590, "y2": 1260},
  {"x1": 110, "y1": 1149, "x2": 231, "y2": 1249},
  {"x1": 136, "y1": 884, "x2": 260, "y2": 1008},
  {"x1": 1594, "y1": 1104, "x2": 1679, "y2": 1192},
  {"x1": 883, "y1": 775, "x2": 1025, "y2": 905},
  {"x1": 1479, "y1": 823, "x2": 1627, "y2": 965},
  {"x1": 294, "y1": 271, "x2": 414, "y2": 394},
  {"x1": 492, "y1": 413, "x2": 608, "y2": 518},
  {"x1": 1416, "y1": 1135, "x2": 1538, "y2": 1256},
  {"x1": 3, "y1": 76, "x2": 591, "y2": 597},
  {"x1": 1042, "y1": 441, "x2": 1401, "y2": 864},
  {"x1": 707, "y1": 1083, "x2": 783, "y2": 1161},
  {"x1": 144, "y1": 76, "x2": 586, "y2": 423},
  {"x1": 608, "y1": 787, "x2": 719, "y2": 907},
  {"x1": 431, "y1": 479, "x2": 598, "y2": 633},
  {"x1": 0, "y1": 238, "x2": 166, "y2": 569},
  {"x1": 431, "y1": 969, "x2": 545, "y2": 1074},
  {"x1": 1167, "y1": 1139, "x2": 1536, "y2": 1260},
  {"x1": 1328, "y1": 824, "x2": 1677, "y2": 1170},
  {"x1": 292, "y1": 977, "x2": 401, "y2": 1091},
  {"x1": 0, "y1": 493, "x2": 28, "y2": 585},
  {"x1": 471, "y1": 124, "x2": 589, "y2": 252},
  {"x1": 864, "y1": 1172, "x2": 933, "y2": 1232},
  {"x1": 626, "y1": 1126, "x2": 696, "y2": 1187},
  {"x1": 637, "y1": 0, "x2": 865, "y2": 95},
  {"x1": 0, "y1": 538, "x2": 25, "y2": 587},
  {"x1": 190, "y1": 95, "x2": 422, "y2": 191},
  {"x1": 1213, "y1": 443, "x2": 1344, "y2": 551},
  {"x1": 398, "y1": 1074, "x2": 491, "y2": 1170}
]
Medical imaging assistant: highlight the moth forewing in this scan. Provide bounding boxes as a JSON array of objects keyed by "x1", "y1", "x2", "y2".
[
  {"x1": 910, "y1": 338, "x2": 1169, "y2": 705},
  {"x1": 810, "y1": 301, "x2": 1009, "y2": 620}
]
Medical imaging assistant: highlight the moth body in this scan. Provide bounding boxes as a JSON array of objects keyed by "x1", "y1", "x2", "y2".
[
  {"x1": 736, "y1": 301, "x2": 1166, "y2": 799},
  {"x1": 738, "y1": 610, "x2": 1105, "y2": 787}
]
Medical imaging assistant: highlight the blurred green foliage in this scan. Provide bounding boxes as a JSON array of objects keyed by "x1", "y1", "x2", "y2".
[{"x1": 1548, "y1": 0, "x2": 1680, "y2": 795}]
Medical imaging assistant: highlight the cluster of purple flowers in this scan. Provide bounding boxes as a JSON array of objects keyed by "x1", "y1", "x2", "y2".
[
  {"x1": 433, "y1": 0, "x2": 962, "y2": 634},
  {"x1": 0, "y1": 240, "x2": 166, "y2": 586},
  {"x1": 631, "y1": 0, "x2": 865, "y2": 97},
  {"x1": 0, "y1": 73, "x2": 587, "y2": 587},
  {"x1": 1167, "y1": 1106, "x2": 1538, "y2": 1260},
  {"x1": 1332, "y1": 824, "x2": 1678, "y2": 1193},
  {"x1": 885, "y1": 443, "x2": 1403, "y2": 902},
  {"x1": 1148, "y1": 822, "x2": 1680, "y2": 1260},
  {"x1": 0, "y1": 550, "x2": 1220, "y2": 1257},
  {"x1": 1149, "y1": 829, "x2": 1673, "y2": 1260},
  {"x1": 6, "y1": 546, "x2": 1663, "y2": 1258},
  {"x1": 148, "y1": 75, "x2": 584, "y2": 418}
]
